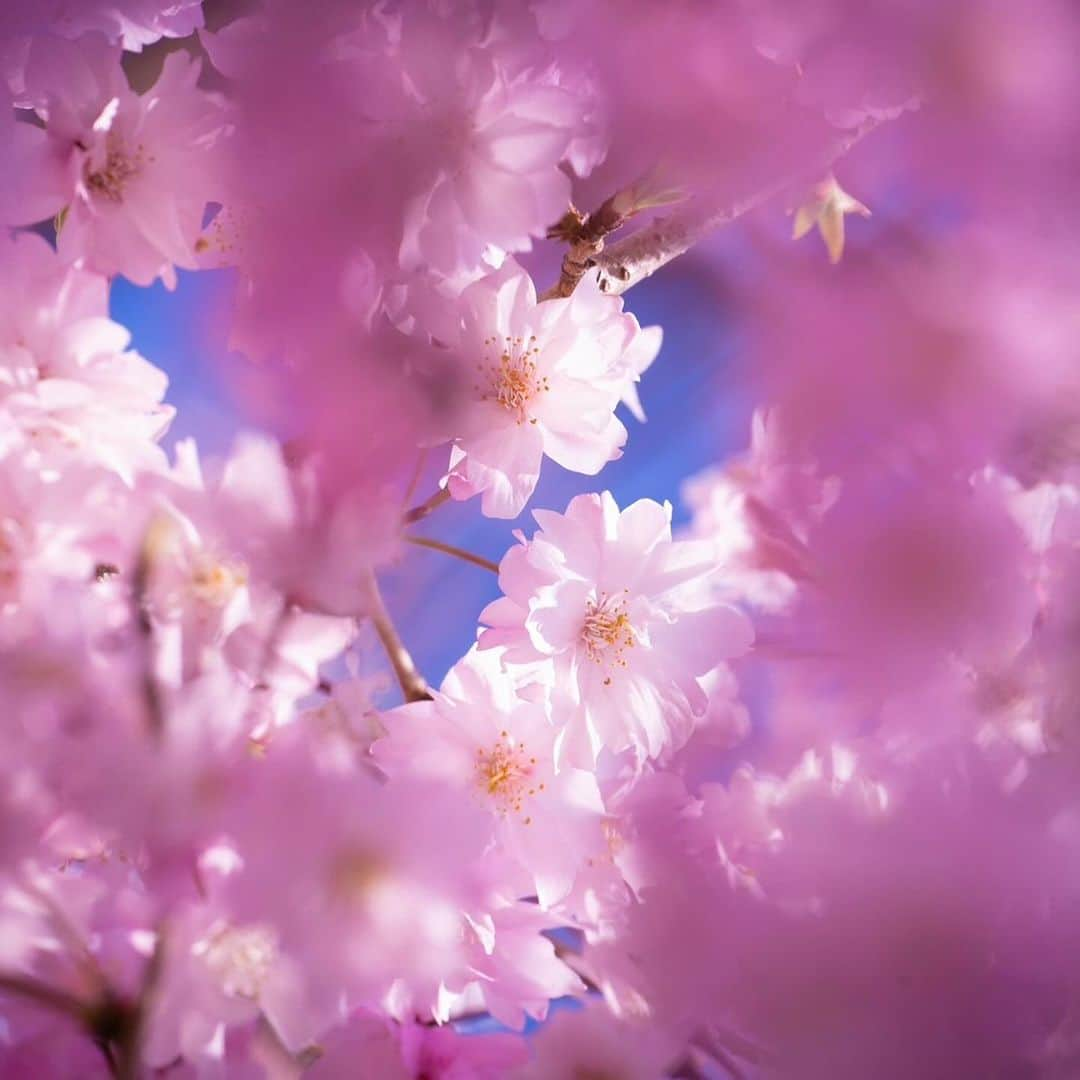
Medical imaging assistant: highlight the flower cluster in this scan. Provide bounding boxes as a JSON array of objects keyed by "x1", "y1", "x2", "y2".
[{"x1": 2, "y1": 1, "x2": 1080, "y2": 1078}]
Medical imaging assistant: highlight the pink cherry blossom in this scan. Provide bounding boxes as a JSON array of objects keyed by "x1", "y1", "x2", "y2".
[
  {"x1": 393, "y1": 5, "x2": 603, "y2": 284},
  {"x1": 1, "y1": 2, "x2": 1080, "y2": 1073},
  {"x1": 516, "y1": 1003, "x2": 681, "y2": 1080},
  {"x1": 221, "y1": 730, "x2": 492, "y2": 1011},
  {"x1": 480, "y1": 491, "x2": 754, "y2": 765},
  {"x1": 0, "y1": 230, "x2": 172, "y2": 478},
  {"x1": 307, "y1": 1009, "x2": 528, "y2": 1080},
  {"x1": 375, "y1": 646, "x2": 607, "y2": 907},
  {"x1": 441, "y1": 258, "x2": 660, "y2": 518},
  {"x1": 142, "y1": 901, "x2": 323, "y2": 1070},
  {"x1": 1, "y1": 1, "x2": 203, "y2": 59},
  {"x1": 131, "y1": 439, "x2": 357, "y2": 708},
  {"x1": 682, "y1": 408, "x2": 839, "y2": 612},
  {"x1": 8, "y1": 33, "x2": 225, "y2": 286},
  {"x1": 447, "y1": 900, "x2": 586, "y2": 1030}
]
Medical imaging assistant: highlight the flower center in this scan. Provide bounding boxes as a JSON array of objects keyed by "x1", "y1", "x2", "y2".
[
  {"x1": 190, "y1": 555, "x2": 248, "y2": 607},
  {"x1": 331, "y1": 849, "x2": 388, "y2": 907},
  {"x1": 476, "y1": 335, "x2": 548, "y2": 424},
  {"x1": 475, "y1": 730, "x2": 540, "y2": 819},
  {"x1": 83, "y1": 133, "x2": 145, "y2": 203},
  {"x1": 581, "y1": 592, "x2": 636, "y2": 672},
  {"x1": 196, "y1": 923, "x2": 278, "y2": 1000}
]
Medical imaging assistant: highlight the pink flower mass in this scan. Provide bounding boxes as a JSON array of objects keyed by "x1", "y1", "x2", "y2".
[{"x1": 2, "y1": 2, "x2": 1080, "y2": 1077}]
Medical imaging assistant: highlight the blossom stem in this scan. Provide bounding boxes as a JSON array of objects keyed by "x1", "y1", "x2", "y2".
[
  {"x1": 403, "y1": 487, "x2": 451, "y2": 525},
  {"x1": 0, "y1": 971, "x2": 89, "y2": 1018},
  {"x1": 361, "y1": 569, "x2": 432, "y2": 703},
  {"x1": 133, "y1": 516, "x2": 170, "y2": 740},
  {"x1": 115, "y1": 925, "x2": 167, "y2": 1080},
  {"x1": 404, "y1": 535, "x2": 499, "y2": 574},
  {"x1": 402, "y1": 449, "x2": 429, "y2": 509},
  {"x1": 16, "y1": 874, "x2": 108, "y2": 996},
  {"x1": 540, "y1": 188, "x2": 640, "y2": 300},
  {"x1": 594, "y1": 109, "x2": 907, "y2": 295}
]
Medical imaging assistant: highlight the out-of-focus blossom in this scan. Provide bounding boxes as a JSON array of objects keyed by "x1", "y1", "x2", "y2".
[
  {"x1": 6, "y1": 34, "x2": 225, "y2": 286},
  {"x1": 221, "y1": 732, "x2": 491, "y2": 1012},
  {"x1": 598, "y1": 747, "x2": 1080, "y2": 1080},
  {"x1": 1, "y1": 1, "x2": 203, "y2": 59},
  {"x1": 682, "y1": 408, "x2": 838, "y2": 612},
  {"x1": 514, "y1": 1002, "x2": 681, "y2": 1080},
  {"x1": 2, "y1": 0, "x2": 1080, "y2": 1072},
  {"x1": 794, "y1": 469, "x2": 1036, "y2": 694},
  {"x1": 308, "y1": 1009, "x2": 528, "y2": 1079},
  {"x1": 394, "y1": 5, "x2": 603, "y2": 285},
  {"x1": 0, "y1": 230, "x2": 172, "y2": 477}
]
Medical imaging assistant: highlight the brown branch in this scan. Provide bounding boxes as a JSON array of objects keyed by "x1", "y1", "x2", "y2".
[
  {"x1": 540, "y1": 189, "x2": 640, "y2": 301},
  {"x1": 114, "y1": 924, "x2": 169, "y2": 1080},
  {"x1": 404, "y1": 535, "x2": 499, "y2": 574},
  {"x1": 16, "y1": 874, "x2": 108, "y2": 997},
  {"x1": 593, "y1": 111, "x2": 903, "y2": 296},
  {"x1": 0, "y1": 971, "x2": 88, "y2": 1018},
  {"x1": 133, "y1": 516, "x2": 172, "y2": 740},
  {"x1": 361, "y1": 569, "x2": 432, "y2": 703},
  {"x1": 401, "y1": 449, "x2": 429, "y2": 510},
  {"x1": 403, "y1": 487, "x2": 450, "y2": 525}
]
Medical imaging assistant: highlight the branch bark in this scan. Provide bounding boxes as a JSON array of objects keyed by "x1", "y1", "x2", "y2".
[
  {"x1": 539, "y1": 190, "x2": 639, "y2": 301},
  {"x1": 361, "y1": 569, "x2": 432, "y2": 703},
  {"x1": 592, "y1": 112, "x2": 900, "y2": 296},
  {"x1": 404, "y1": 535, "x2": 500, "y2": 574},
  {"x1": 403, "y1": 487, "x2": 450, "y2": 525},
  {"x1": 0, "y1": 971, "x2": 87, "y2": 1019}
]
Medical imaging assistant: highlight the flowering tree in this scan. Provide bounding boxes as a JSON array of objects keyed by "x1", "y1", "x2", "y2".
[{"x1": 2, "y1": 1, "x2": 1080, "y2": 1076}]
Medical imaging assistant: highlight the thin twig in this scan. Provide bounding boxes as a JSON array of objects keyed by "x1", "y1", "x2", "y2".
[
  {"x1": 0, "y1": 971, "x2": 88, "y2": 1018},
  {"x1": 695, "y1": 1023, "x2": 771, "y2": 1070},
  {"x1": 401, "y1": 449, "x2": 429, "y2": 510},
  {"x1": 404, "y1": 535, "x2": 499, "y2": 574},
  {"x1": 594, "y1": 110, "x2": 905, "y2": 295},
  {"x1": 540, "y1": 189, "x2": 640, "y2": 301},
  {"x1": 361, "y1": 569, "x2": 431, "y2": 703},
  {"x1": 694, "y1": 1040, "x2": 749, "y2": 1080},
  {"x1": 16, "y1": 873, "x2": 108, "y2": 996},
  {"x1": 133, "y1": 515, "x2": 171, "y2": 740},
  {"x1": 116, "y1": 925, "x2": 168, "y2": 1080},
  {"x1": 403, "y1": 487, "x2": 450, "y2": 525}
]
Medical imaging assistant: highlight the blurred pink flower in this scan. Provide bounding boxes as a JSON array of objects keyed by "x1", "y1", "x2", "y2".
[
  {"x1": 8, "y1": 34, "x2": 225, "y2": 286},
  {"x1": 0, "y1": 230, "x2": 172, "y2": 478},
  {"x1": 516, "y1": 1003, "x2": 680, "y2": 1080},
  {"x1": 308, "y1": 1009, "x2": 527, "y2": 1080}
]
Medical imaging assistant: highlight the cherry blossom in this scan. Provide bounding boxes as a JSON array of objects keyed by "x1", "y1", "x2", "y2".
[
  {"x1": 1, "y1": 2, "x2": 1080, "y2": 1074},
  {"x1": 517, "y1": 1003, "x2": 681, "y2": 1080},
  {"x1": 393, "y1": 5, "x2": 604, "y2": 284},
  {"x1": 441, "y1": 258, "x2": 660, "y2": 518},
  {"x1": 142, "y1": 901, "x2": 321, "y2": 1069},
  {"x1": 220, "y1": 732, "x2": 492, "y2": 1011},
  {"x1": 7, "y1": 33, "x2": 225, "y2": 286},
  {"x1": 480, "y1": 491, "x2": 754, "y2": 765},
  {"x1": 375, "y1": 647, "x2": 607, "y2": 907},
  {"x1": 307, "y1": 1009, "x2": 528, "y2": 1079},
  {"x1": 0, "y1": 230, "x2": 172, "y2": 477},
  {"x1": 1, "y1": 1, "x2": 204, "y2": 59}
]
